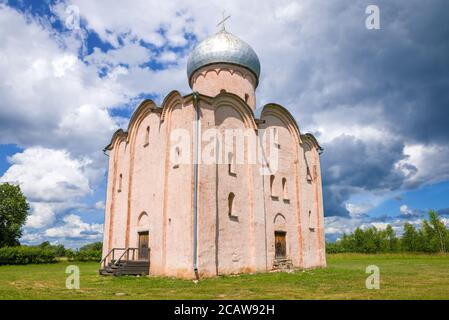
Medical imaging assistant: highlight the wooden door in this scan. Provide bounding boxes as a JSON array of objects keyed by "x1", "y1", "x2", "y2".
[
  {"x1": 138, "y1": 231, "x2": 149, "y2": 260},
  {"x1": 275, "y1": 231, "x2": 286, "y2": 259}
]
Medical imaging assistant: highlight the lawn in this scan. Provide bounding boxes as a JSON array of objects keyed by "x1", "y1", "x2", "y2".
[{"x1": 0, "y1": 253, "x2": 448, "y2": 299}]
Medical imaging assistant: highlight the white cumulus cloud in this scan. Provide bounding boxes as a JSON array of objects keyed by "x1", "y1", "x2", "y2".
[
  {"x1": 0, "y1": 147, "x2": 92, "y2": 229},
  {"x1": 45, "y1": 214, "x2": 103, "y2": 240}
]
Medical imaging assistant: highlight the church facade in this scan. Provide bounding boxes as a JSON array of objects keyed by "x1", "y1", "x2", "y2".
[{"x1": 101, "y1": 28, "x2": 326, "y2": 279}]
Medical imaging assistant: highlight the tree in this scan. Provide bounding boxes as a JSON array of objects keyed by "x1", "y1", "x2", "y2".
[
  {"x1": 37, "y1": 241, "x2": 67, "y2": 257},
  {"x1": 428, "y1": 210, "x2": 448, "y2": 253},
  {"x1": 0, "y1": 183, "x2": 29, "y2": 247},
  {"x1": 401, "y1": 223, "x2": 419, "y2": 252},
  {"x1": 80, "y1": 242, "x2": 103, "y2": 251},
  {"x1": 382, "y1": 225, "x2": 399, "y2": 252}
]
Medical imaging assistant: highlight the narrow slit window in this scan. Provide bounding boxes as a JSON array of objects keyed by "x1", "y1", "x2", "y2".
[
  {"x1": 282, "y1": 178, "x2": 289, "y2": 200},
  {"x1": 272, "y1": 127, "x2": 280, "y2": 149},
  {"x1": 306, "y1": 167, "x2": 313, "y2": 182},
  {"x1": 270, "y1": 175, "x2": 277, "y2": 198},
  {"x1": 228, "y1": 152, "x2": 236, "y2": 176},
  {"x1": 309, "y1": 210, "x2": 315, "y2": 231},
  {"x1": 228, "y1": 192, "x2": 235, "y2": 216},
  {"x1": 144, "y1": 126, "x2": 150, "y2": 147},
  {"x1": 173, "y1": 147, "x2": 181, "y2": 168},
  {"x1": 118, "y1": 173, "x2": 123, "y2": 193}
]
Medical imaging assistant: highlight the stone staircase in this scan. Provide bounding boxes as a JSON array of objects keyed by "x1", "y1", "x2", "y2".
[
  {"x1": 99, "y1": 247, "x2": 149, "y2": 276},
  {"x1": 99, "y1": 260, "x2": 149, "y2": 276},
  {"x1": 272, "y1": 258, "x2": 293, "y2": 271}
]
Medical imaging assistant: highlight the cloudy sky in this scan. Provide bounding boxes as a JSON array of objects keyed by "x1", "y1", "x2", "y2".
[{"x1": 0, "y1": 0, "x2": 448, "y2": 247}]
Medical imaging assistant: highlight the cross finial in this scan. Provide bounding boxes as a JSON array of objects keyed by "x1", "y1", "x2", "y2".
[{"x1": 217, "y1": 11, "x2": 231, "y2": 32}]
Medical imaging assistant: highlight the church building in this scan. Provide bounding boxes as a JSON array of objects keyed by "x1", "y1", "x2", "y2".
[{"x1": 100, "y1": 25, "x2": 326, "y2": 278}]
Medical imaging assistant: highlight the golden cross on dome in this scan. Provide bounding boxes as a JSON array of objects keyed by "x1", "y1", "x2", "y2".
[{"x1": 217, "y1": 11, "x2": 231, "y2": 31}]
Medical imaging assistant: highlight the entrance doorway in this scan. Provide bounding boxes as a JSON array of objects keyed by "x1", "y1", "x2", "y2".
[
  {"x1": 138, "y1": 231, "x2": 149, "y2": 260},
  {"x1": 274, "y1": 231, "x2": 287, "y2": 259}
]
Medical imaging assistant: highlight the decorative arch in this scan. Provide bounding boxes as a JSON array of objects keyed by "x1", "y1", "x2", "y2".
[
  {"x1": 127, "y1": 99, "x2": 159, "y2": 137},
  {"x1": 273, "y1": 213, "x2": 287, "y2": 231},
  {"x1": 104, "y1": 91, "x2": 190, "y2": 152},
  {"x1": 301, "y1": 133, "x2": 323, "y2": 153},
  {"x1": 273, "y1": 213, "x2": 286, "y2": 224},
  {"x1": 256, "y1": 103, "x2": 302, "y2": 146},
  {"x1": 160, "y1": 90, "x2": 185, "y2": 121},
  {"x1": 213, "y1": 92, "x2": 257, "y2": 130},
  {"x1": 190, "y1": 64, "x2": 257, "y2": 88},
  {"x1": 138, "y1": 211, "x2": 149, "y2": 227},
  {"x1": 104, "y1": 129, "x2": 128, "y2": 152}
]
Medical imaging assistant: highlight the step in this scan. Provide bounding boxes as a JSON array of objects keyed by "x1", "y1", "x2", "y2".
[
  {"x1": 99, "y1": 269, "x2": 114, "y2": 276},
  {"x1": 100, "y1": 260, "x2": 150, "y2": 276}
]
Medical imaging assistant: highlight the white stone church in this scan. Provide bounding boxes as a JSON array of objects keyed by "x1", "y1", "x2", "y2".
[{"x1": 100, "y1": 26, "x2": 326, "y2": 278}]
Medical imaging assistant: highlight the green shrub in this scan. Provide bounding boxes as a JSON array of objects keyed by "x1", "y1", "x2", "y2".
[
  {"x1": 66, "y1": 248, "x2": 101, "y2": 262},
  {"x1": 325, "y1": 242, "x2": 348, "y2": 254},
  {"x1": 0, "y1": 246, "x2": 56, "y2": 265}
]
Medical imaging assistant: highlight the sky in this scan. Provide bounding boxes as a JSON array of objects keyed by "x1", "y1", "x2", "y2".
[{"x1": 0, "y1": 0, "x2": 448, "y2": 247}]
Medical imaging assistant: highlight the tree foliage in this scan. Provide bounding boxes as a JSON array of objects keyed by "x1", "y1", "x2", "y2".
[
  {"x1": 36, "y1": 241, "x2": 103, "y2": 261},
  {"x1": 38, "y1": 241, "x2": 68, "y2": 257},
  {"x1": 0, "y1": 183, "x2": 29, "y2": 247},
  {"x1": 79, "y1": 241, "x2": 103, "y2": 252},
  {"x1": 327, "y1": 211, "x2": 449, "y2": 253},
  {"x1": 0, "y1": 246, "x2": 56, "y2": 265}
]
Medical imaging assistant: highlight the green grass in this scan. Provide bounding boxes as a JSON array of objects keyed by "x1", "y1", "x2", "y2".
[{"x1": 1, "y1": 253, "x2": 448, "y2": 299}]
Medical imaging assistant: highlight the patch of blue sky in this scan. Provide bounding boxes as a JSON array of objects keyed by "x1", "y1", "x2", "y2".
[
  {"x1": 7, "y1": 0, "x2": 57, "y2": 17},
  {"x1": 0, "y1": 144, "x2": 23, "y2": 176},
  {"x1": 367, "y1": 180, "x2": 449, "y2": 218},
  {"x1": 82, "y1": 28, "x2": 114, "y2": 56}
]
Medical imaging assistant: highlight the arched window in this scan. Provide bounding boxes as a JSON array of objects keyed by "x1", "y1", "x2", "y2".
[
  {"x1": 144, "y1": 126, "x2": 150, "y2": 147},
  {"x1": 282, "y1": 178, "x2": 289, "y2": 200},
  {"x1": 244, "y1": 93, "x2": 249, "y2": 103},
  {"x1": 118, "y1": 173, "x2": 123, "y2": 193},
  {"x1": 228, "y1": 192, "x2": 235, "y2": 216}
]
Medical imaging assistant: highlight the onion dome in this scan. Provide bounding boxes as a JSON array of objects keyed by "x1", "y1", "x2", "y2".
[{"x1": 187, "y1": 30, "x2": 261, "y2": 87}]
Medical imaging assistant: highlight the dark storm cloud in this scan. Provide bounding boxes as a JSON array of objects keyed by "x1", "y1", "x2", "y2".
[
  {"x1": 305, "y1": 1, "x2": 449, "y2": 144},
  {"x1": 356, "y1": 1, "x2": 449, "y2": 145},
  {"x1": 322, "y1": 135, "x2": 408, "y2": 190},
  {"x1": 287, "y1": 1, "x2": 449, "y2": 216},
  {"x1": 321, "y1": 135, "x2": 411, "y2": 216}
]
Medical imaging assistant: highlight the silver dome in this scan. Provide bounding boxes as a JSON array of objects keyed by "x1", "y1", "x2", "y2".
[{"x1": 187, "y1": 30, "x2": 261, "y2": 87}]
